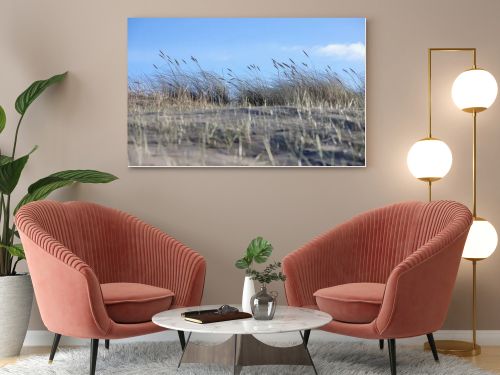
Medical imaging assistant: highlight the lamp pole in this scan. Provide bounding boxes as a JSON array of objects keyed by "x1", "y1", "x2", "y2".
[
  {"x1": 472, "y1": 111, "x2": 477, "y2": 218},
  {"x1": 423, "y1": 47, "x2": 484, "y2": 357},
  {"x1": 462, "y1": 109, "x2": 486, "y2": 354},
  {"x1": 424, "y1": 48, "x2": 476, "y2": 202},
  {"x1": 470, "y1": 108, "x2": 479, "y2": 352}
]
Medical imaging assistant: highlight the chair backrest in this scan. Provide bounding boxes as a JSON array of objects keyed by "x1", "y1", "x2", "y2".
[
  {"x1": 341, "y1": 201, "x2": 420, "y2": 284},
  {"x1": 344, "y1": 200, "x2": 468, "y2": 284},
  {"x1": 16, "y1": 200, "x2": 137, "y2": 283}
]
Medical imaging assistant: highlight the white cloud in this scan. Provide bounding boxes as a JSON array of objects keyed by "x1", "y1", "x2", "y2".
[{"x1": 315, "y1": 42, "x2": 365, "y2": 60}]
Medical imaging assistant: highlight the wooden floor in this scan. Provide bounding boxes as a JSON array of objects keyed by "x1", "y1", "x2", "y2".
[
  {"x1": 1, "y1": 345, "x2": 500, "y2": 372},
  {"x1": 465, "y1": 346, "x2": 500, "y2": 373}
]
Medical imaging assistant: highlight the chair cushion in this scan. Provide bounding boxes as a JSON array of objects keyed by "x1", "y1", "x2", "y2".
[
  {"x1": 101, "y1": 283, "x2": 174, "y2": 324},
  {"x1": 313, "y1": 283, "x2": 385, "y2": 324}
]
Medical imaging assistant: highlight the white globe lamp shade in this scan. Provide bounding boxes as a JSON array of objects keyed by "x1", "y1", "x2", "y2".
[
  {"x1": 452, "y1": 69, "x2": 498, "y2": 113},
  {"x1": 462, "y1": 218, "x2": 498, "y2": 260},
  {"x1": 407, "y1": 138, "x2": 453, "y2": 181}
]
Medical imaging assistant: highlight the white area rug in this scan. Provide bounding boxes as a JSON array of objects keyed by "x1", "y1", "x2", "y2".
[{"x1": 0, "y1": 341, "x2": 494, "y2": 374}]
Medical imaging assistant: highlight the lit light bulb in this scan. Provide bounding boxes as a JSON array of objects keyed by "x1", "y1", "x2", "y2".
[
  {"x1": 462, "y1": 217, "x2": 498, "y2": 259},
  {"x1": 452, "y1": 69, "x2": 498, "y2": 113},
  {"x1": 407, "y1": 138, "x2": 453, "y2": 181}
]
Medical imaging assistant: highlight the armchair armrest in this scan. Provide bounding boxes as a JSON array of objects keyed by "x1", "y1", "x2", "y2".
[
  {"x1": 17, "y1": 229, "x2": 111, "y2": 339},
  {"x1": 376, "y1": 227, "x2": 470, "y2": 338}
]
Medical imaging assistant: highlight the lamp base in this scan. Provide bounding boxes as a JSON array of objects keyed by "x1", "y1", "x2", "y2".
[{"x1": 424, "y1": 340, "x2": 481, "y2": 357}]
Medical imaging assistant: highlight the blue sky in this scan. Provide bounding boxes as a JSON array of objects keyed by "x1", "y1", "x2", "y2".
[{"x1": 128, "y1": 18, "x2": 365, "y2": 81}]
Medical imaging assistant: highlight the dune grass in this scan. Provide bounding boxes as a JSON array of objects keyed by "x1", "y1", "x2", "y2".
[{"x1": 128, "y1": 50, "x2": 365, "y2": 166}]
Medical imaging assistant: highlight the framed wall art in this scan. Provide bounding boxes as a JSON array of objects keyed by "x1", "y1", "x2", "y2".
[{"x1": 128, "y1": 18, "x2": 366, "y2": 167}]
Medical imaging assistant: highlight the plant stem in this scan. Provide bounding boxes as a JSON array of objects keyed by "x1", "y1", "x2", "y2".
[
  {"x1": 1, "y1": 113, "x2": 24, "y2": 275},
  {"x1": 0, "y1": 194, "x2": 4, "y2": 275},
  {"x1": 11, "y1": 114, "x2": 24, "y2": 159},
  {"x1": 0, "y1": 253, "x2": 3, "y2": 277},
  {"x1": 11, "y1": 258, "x2": 21, "y2": 275},
  {"x1": 9, "y1": 221, "x2": 18, "y2": 271},
  {"x1": 2, "y1": 194, "x2": 11, "y2": 273},
  {"x1": 10, "y1": 223, "x2": 16, "y2": 240}
]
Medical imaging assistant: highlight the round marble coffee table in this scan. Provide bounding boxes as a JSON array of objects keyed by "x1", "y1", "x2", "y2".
[{"x1": 153, "y1": 305, "x2": 332, "y2": 374}]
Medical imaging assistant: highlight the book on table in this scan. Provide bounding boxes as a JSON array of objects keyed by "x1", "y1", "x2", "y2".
[{"x1": 182, "y1": 309, "x2": 252, "y2": 324}]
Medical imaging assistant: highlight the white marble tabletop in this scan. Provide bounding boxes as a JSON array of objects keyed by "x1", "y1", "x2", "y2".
[{"x1": 152, "y1": 305, "x2": 332, "y2": 335}]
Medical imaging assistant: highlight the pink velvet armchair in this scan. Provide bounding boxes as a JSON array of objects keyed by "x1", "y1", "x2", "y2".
[
  {"x1": 283, "y1": 200, "x2": 472, "y2": 375},
  {"x1": 16, "y1": 200, "x2": 206, "y2": 375}
]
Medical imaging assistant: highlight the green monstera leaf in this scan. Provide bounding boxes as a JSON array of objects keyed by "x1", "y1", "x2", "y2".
[
  {"x1": 246, "y1": 236, "x2": 273, "y2": 263},
  {"x1": 235, "y1": 237, "x2": 274, "y2": 270},
  {"x1": 235, "y1": 257, "x2": 251, "y2": 269}
]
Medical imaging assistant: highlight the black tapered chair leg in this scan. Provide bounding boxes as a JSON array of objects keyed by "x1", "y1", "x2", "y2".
[
  {"x1": 303, "y1": 329, "x2": 311, "y2": 347},
  {"x1": 177, "y1": 330, "x2": 186, "y2": 350},
  {"x1": 48, "y1": 333, "x2": 62, "y2": 363},
  {"x1": 90, "y1": 339, "x2": 99, "y2": 375},
  {"x1": 379, "y1": 339, "x2": 384, "y2": 350},
  {"x1": 426, "y1": 333, "x2": 439, "y2": 362},
  {"x1": 388, "y1": 339, "x2": 396, "y2": 375},
  {"x1": 105, "y1": 339, "x2": 110, "y2": 350}
]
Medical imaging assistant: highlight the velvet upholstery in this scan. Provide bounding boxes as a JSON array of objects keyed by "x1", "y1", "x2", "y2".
[
  {"x1": 101, "y1": 283, "x2": 174, "y2": 324},
  {"x1": 16, "y1": 200, "x2": 206, "y2": 340},
  {"x1": 314, "y1": 283, "x2": 385, "y2": 324},
  {"x1": 283, "y1": 200, "x2": 472, "y2": 340}
]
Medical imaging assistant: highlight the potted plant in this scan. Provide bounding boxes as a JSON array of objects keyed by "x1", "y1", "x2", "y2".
[
  {"x1": 235, "y1": 237, "x2": 286, "y2": 318},
  {"x1": 0, "y1": 72, "x2": 117, "y2": 358},
  {"x1": 235, "y1": 237, "x2": 273, "y2": 313}
]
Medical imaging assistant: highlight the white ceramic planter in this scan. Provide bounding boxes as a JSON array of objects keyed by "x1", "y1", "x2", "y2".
[
  {"x1": 0, "y1": 274, "x2": 33, "y2": 358},
  {"x1": 241, "y1": 276, "x2": 255, "y2": 313}
]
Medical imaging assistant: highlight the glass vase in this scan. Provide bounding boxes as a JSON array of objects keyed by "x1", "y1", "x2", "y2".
[{"x1": 250, "y1": 285, "x2": 278, "y2": 320}]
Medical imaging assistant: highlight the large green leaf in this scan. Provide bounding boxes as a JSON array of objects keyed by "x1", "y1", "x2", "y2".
[
  {"x1": 15, "y1": 72, "x2": 67, "y2": 115},
  {"x1": 28, "y1": 169, "x2": 117, "y2": 193},
  {"x1": 0, "y1": 105, "x2": 5, "y2": 134},
  {"x1": 14, "y1": 169, "x2": 118, "y2": 213},
  {"x1": 0, "y1": 149, "x2": 36, "y2": 194},
  {"x1": 16, "y1": 180, "x2": 73, "y2": 212},
  {"x1": 0, "y1": 244, "x2": 25, "y2": 260}
]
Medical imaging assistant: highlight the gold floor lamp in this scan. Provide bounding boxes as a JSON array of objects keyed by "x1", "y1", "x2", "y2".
[{"x1": 407, "y1": 48, "x2": 498, "y2": 356}]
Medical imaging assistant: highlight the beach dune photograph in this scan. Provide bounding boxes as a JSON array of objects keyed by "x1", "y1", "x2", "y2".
[{"x1": 128, "y1": 18, "x2": 366, "y2": 167}]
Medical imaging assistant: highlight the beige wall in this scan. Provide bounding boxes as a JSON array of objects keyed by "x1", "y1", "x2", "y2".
[{"x1": 1, "y1": 0, "x2": 500, "y2": 331}]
